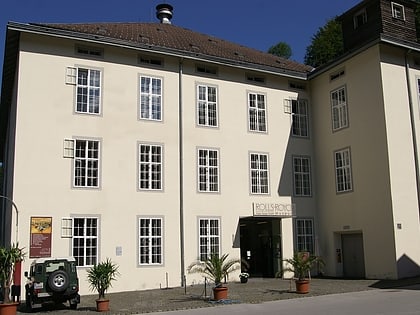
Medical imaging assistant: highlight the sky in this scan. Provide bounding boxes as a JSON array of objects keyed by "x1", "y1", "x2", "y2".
[{"x1": 0, "y1": 0, "x2": 361, "y2": 84}]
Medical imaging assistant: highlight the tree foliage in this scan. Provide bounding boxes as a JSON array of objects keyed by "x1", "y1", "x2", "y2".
[
  {"x1": 304, "y1": 17, "x2": 343, "y2": 68},
  {"x1": 416, "y1": 4, "x2": 420, "y2": 42},
  {"x1": 268, "y1": 41, "x2": 292, "y2": 59}
]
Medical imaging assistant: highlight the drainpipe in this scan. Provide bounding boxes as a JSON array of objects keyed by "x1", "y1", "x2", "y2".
[
  {"x1": 178, "y1": 59, "x2": 185, "y2": 286},
  {"x1": 404, "y1": 50, "x2": 420, "y2": 216}
]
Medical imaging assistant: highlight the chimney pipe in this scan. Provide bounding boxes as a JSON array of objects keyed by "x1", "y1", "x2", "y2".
[{"x1": 156, "y1": 4, "x2": 173, "y2": 24}]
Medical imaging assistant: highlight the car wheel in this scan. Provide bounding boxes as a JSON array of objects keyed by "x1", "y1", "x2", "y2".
[{"x1": 48, "y1": 270, "x2": 69, "y2": 292}]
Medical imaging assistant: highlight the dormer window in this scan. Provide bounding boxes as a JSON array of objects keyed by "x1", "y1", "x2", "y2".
[
  {"x1": 391, "y1": 2, "x2": 405, "y2": 20},
  {"x1": 353, "y1": 9, "x2": 367, "y2": 29}
]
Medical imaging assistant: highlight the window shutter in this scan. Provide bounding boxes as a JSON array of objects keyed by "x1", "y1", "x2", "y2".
[
  {"x1": 63, "y1": 139, "x2": 75, "y2": 158},
  {"x1": 65, "y1": 67, "x2": 77, "y2": 85},
  {"x1": 284, "y1": 99, "x2": 292, "y2": 114},
  {"x1": 61, "y1": 217, "x2": 73, "y2": 238}
]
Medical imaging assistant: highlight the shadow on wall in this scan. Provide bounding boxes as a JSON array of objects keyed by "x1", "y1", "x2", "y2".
[
  {"x1": 370, "y1": 254, "x2": 420, "y2": 289},
  {"x1": 397, "y1": 254, "x2": 420, "y2": 279}
]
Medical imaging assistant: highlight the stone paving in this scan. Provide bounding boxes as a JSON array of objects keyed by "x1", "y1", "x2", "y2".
[{"x1": 16, "y1": 276, "x2": 420, "y2": 314}]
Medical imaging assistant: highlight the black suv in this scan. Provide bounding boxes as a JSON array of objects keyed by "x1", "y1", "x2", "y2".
[{"x1": 24, "y1": 257, "x2": 80, "y2": 311}]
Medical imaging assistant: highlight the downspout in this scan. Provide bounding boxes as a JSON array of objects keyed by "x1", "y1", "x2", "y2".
[
  {"x1": 178, "y1": 59, "x2": 185, "y2": 286},
  {"x1": 404, "y1": 50, "x2": 420, "y2": 216}
]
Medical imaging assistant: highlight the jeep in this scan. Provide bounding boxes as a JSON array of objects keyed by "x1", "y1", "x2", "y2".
[{"x1": 24, "y1": 257, "x2": 80, "y2": 311}]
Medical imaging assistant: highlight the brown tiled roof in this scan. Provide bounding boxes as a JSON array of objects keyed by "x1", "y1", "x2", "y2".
[{"x1": 37, "y1": 22, "x2": 313, "y2": 75}]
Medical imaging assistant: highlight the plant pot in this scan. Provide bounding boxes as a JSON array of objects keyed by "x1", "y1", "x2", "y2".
[
  {"x1": 0, "y1": 302, "x2": 19, "y2": 315},
  {"x1": 96, "y1": 299, "x2": 110, "y2": 312},
  {"x1": 240, "y1": 277, "x2": 248, "y2": 283},
  {"x1": 295, "y1": 279, "x2": 310, "y2": 294},
  {"x1": 213, "y1": 286, "x2": 228, "y2": 300}
]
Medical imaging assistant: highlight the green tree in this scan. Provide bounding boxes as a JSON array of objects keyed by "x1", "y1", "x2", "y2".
[
  {"x1": 415, "y1": 4, "x2": 420, "y2": 42},
  {"x1": 304, "y1": 17, "x2": 343, "y2": 68},
  {"x1": 268, "y1": 41, "x2": 292, "y2": 59}
]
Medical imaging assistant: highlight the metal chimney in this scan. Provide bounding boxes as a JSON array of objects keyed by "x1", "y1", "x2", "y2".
[{"x1": 156, "y1": 4, "x2": 173, "y2": 24}]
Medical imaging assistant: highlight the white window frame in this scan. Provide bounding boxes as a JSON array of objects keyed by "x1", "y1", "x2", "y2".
[
  {"x1": 335, "y1": 147, "x2": 353, "y2": 193},
  {"x1": 198, "y1": 218, "x2": 220, "y2": 261},
  {"x1": 197, "y1": 84, "x2": 218, "y2": 127},
  {"x1": 248, "y1": 92, "x2": 267, "y2": 132},
  {"x1": 197, "y1": 148, "x2": 219, "y2": 193},
  {"x1": 72, "y1": 217, "x2": 99, "y2": 267},
  {"x1": 74, "y1": 68, "x2": 102, "y2": 115},
  {"x1": 138, "y1": 217, "x2": 163, "y2": 266},
  {"x1": 249, "y1": 152, "x2": 270, "y2": 194},
  {"x1": 295, "y1": 218, "x2": 314, "y2": 254},
  {"x1": 293, "y1": 156, "x2": 312, "y2": 197},
  {"x1": 291, "y1": 99, "x2": 309, "y2": 137},
  {"x1": 139, "y1": 75, "x2": 163, "y2": 121},
  {"x1": 331, "y1": 86, "x2": 348, "y2": 131},
  {"x1": 138, "y1": 143, "x2": 163, "y2": 191},
  {"x1": 391, "y1": 2, "x2": 405, "y2": 20},
  {"x1": 73, "y1": 139, "x2": 100, "y2": 188}
]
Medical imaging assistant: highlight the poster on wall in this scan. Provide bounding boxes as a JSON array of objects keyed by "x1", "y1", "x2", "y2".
[{"x1": 29, "y1": 217, "x2": 52, "y2": 258}]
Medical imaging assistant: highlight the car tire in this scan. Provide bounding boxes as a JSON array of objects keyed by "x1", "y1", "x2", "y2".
[
  {"x1": 48, "y1": 270, "x2": 69, "y2": 292},
  {"x1": 69, "y1": 301, "x2": 78, "y2": 310}
]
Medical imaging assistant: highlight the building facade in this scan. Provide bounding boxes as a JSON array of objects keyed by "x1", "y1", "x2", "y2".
[{"x1": 1, "y1": 0, "x2": 420, "y2": 295}]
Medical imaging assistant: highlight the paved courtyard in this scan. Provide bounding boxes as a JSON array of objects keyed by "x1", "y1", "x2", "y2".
[{"x1": 16, "y1": 276, "x2": 420, "y2": 314}]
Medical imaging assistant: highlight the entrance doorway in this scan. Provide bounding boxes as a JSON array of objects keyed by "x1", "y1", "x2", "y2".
[
  {"x1": 342, "y1": 233, "x2": 365, "y2": 278},
  {"x1": 239, "y1": 217, "x2": 282, "y2": 277}
]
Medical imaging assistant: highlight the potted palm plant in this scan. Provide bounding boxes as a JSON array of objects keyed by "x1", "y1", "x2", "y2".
[
  {"x1": 187, "y1": 253, "x2": 240, "y2": 300},
  {"x1": 0, "y1": 243, "x2": 25, "y2": 315},
  {"x1": 86, "y1": 258, "x2": 119, "y2": 312},
  {"x1": 283, "y1": 252, "x2": 324, "y2": 294}
]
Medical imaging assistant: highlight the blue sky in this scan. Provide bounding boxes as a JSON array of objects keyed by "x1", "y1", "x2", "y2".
[{"x1": 0, "y1": 0, "x2": 360, "y2": 83}]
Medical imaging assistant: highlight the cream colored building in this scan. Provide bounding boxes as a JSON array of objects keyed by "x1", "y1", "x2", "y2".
[{"x1": 1, "y1": 0, "x2": 420, "y2": 295}]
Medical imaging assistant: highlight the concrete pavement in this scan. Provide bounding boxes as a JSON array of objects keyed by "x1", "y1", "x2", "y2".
[{"x1": 153, "y1": 284, "x2": 420, "y2": 315}]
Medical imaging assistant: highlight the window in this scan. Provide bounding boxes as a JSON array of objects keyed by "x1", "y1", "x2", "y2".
[
  {"x1": 250, "y1": 153, "x2": 269, "y2": 194},
  {"x1": 293, "y1": 156, "x2": 312, "y2": 196},
  {"x1": 198, "y1": 148, "x2": 219, "y2": 192},
  {"x1": 76, "y1": 68, "x2": 101, "y2": 114},
  {"x1": 330, "y1": 69, "x2": 345, "y2": 81},
  {"x1": 248, "y1": 93, "x2": 267, "y2": 132},
  {"x1": 291, "y1": 99, "x2": 309, "y2": 137},
  {"x1": 331, "y1": 86, "x2": 348, "y2": 131},
  {"x1": 72, "y1": 217, "x2": 98, "y2": 266},
  {"x1": 138, "y1": 55, "x2": 163, "y2": 66},
  {"x1": 197, "y1": 85, "x2": 218, "y2": 127},
  {"x1": 391, "y1": 2, "x2": 405, "y2": 20},
  {"x1": 140, "y1": 76, "x2": 162, "y2": 121},
  {"x1": 296, "y1": 219, "x2": 314, "y2": 254},
  {"x1": 417, "y1": 78, "x2": 420, "y2": 106},
  {"x1": 246, "y1": 74, "x2": 266, "y2": 84},
  {"x1": 139, "y1": 218, "x2": 163, "y2": 265},
  {"x1": 353, "y1": 9, "x2": 367, "y2": 29},
  {"x1": 289, "y1": 81, "x2": 306, "y2": 91},
  {"x1": 199, "y1": 218, "x2": 220, "y2": 261},
  {"x1": 74, "y1": 139, "x2": 100, "y2": 188},
  {"x1": 196, "y1": 64, "x2": 217, "y2": 75},
  {"x1": 76, "y1": 45, "x2": 103, "y2": 58},
  {"x1": 335, "y1": 148, "x2": 353, "y2": 193},
  {"x1": 139, "y1": 144, "x2": 162, "y2": 190}
]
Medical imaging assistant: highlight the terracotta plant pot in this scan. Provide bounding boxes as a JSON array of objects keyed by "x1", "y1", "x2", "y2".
[
  {"x1": 0, "y1": 302, "x2": 19, "y2": 315},
  {"x1": 96, "y1": 299, "x2": 110, "y2": 312},
  {"x1": 213, "y1": 286, "x2": 228, "y2": 300},
  {"x1": 295, "y1": 279, "x2": 310, "y2": 294}
]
